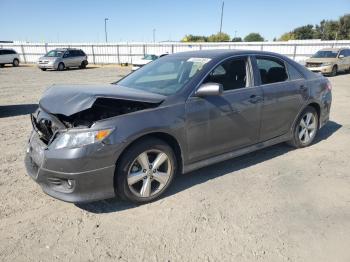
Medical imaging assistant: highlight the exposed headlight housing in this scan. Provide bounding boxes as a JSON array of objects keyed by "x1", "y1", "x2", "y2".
[
  {"x1": 322, "y1": 62, "x2": 333, "y2": 66},
  {"x1": 51, "y1": 128, "x2": 113, "y2": 149}
]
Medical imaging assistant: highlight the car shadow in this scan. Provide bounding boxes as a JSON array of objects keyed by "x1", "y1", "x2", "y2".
[
  {"x1": 0, "y1": 104, "x2": 38, "y2": 118},
  {"x1": 76, "y1": 120, "x2": 342, "y2": 214}
]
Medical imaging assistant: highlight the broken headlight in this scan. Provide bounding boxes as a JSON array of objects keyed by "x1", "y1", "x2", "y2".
[{"x1": 51, "y1": 128, "x2": 113, "y2": 149}]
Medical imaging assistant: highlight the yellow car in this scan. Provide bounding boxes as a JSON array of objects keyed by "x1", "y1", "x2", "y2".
[{"x1": 305, "y1": 48, "x2": 350, "y2": 76}]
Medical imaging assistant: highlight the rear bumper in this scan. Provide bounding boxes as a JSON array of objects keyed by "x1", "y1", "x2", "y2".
[{"x1": 319, "y1": 91, "x2": 332, "y2": 129}]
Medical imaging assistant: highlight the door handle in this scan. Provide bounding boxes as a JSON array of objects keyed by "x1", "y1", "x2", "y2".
[
  {"x1": 300, "y1": 85, "x2": 307, "y2": 91},
  {"x1": 249, "y1": 95, "x2": 263, "y2": 104}
]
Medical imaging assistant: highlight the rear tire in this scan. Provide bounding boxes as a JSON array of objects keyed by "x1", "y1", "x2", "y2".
[
  {"x1": 330, "y1": 65, "x2": 337, "y2": 77},
  {"x1": 288, "y1": 106, "x2": 319, "y2": 148},
  {"x1": 79, "y1": 61, "x2": 87, "y2": 69},
  {"x1": 57, "y1": 62, "x2": 65, "y2": 71},
  {"x1": 0, "y1": 64, "x2": 4, "y2": 68},
  {"x1": 116, "y1": 138, "x2": 177, "y2": 204},
  {"x1": 12, "y1": 59, "x2": 19, "y2": 67}
]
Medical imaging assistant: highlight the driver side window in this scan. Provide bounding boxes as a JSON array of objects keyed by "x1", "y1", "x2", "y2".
[{"x1": 203, "y1": 57, "x2": 248, "y2": 91}]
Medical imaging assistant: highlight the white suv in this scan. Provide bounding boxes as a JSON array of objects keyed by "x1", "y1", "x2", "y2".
[{"x1": 0, "y1": 49, "x2": 20, "y2": 67}]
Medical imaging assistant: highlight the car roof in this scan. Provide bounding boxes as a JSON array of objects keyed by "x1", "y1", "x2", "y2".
[
  {"x1": 319, "y1": 48, "x2": 346, "y2": 52},
  {"x1": 54, "y1": 48, "x2": 81, "y2": 51},
  {"x1": 169, "y1": 49, "x2": 286, "y2": 59}
]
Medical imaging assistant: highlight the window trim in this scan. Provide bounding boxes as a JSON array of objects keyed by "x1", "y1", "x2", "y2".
[{"x1": 189, "y1": 54, "x2": 254, "y2": 99}]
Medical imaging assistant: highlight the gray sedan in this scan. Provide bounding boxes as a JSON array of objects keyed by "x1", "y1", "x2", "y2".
[{"x1": 25, "y1": 50, "x2": 332, "y2": 204}]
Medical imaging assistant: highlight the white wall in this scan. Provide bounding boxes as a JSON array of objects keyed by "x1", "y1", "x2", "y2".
[{"x1": 1, "y1": 40, "x2": 350, "y2": 64}]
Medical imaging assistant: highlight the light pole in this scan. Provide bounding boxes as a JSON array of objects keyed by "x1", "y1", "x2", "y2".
[
  {"x1": 219, "y1": 1, "x2": 224, "y2": 34},
  {"x1": 104, "y1": 18, "x2": 109, "y2": 43}
]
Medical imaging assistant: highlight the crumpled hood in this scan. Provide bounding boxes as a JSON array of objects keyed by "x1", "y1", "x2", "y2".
[{"x1": 39, "y1": 84, "x2": 165, "y2": 116}]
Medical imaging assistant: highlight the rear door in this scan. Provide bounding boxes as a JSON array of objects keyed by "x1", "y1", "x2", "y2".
[
  {"x1": 73, "y1": 50, "x2": 83, "y2": 66},
  {"x1": 253, "y1": 56, "x2": 306, "y2": 142},
  {"x1": 185, "y1": 56, "x2": 263, "y2": 163},
  {"x1": 1, "y1": 50, "x2": 11, "y2": 63},
  {"x1": 0, "y1": 50, "x2": 4, "y2": 63},
  {"x1": 344, "y1": 49, "x2": 350, "y2": 70},
  {"x1": 63, "y1": 50, "x2": 74, "y2": 67}
]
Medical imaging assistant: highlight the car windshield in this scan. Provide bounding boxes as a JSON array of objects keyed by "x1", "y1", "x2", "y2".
[
  {"x1": 116, "y1": 56, "x2": 211, "y2": 96},
  {"x1": 45, "y1": 50, "x2": 64, "y2": 57},
  {"x1": 144, "y1": 54, "x2": 157, "y2": 60},
  {"x1": 312, "y1": 50, "x2": 338, "y2": 58}
]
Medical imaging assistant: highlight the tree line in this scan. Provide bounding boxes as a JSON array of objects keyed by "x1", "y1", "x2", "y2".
[
  {"x1": 181, "y1": 13, "x2": 350, "y2": 42},
  {"x1": 278, "y1": 14, "x2": 350, "y2": 41},
  {"x1": 181, "y1": 32, "x2": 264, "y2": 42}
]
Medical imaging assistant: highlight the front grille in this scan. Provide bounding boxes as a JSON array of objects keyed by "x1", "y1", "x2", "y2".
[{"x1": 306, "y1": 63, "x2": 322, "y2": 68}]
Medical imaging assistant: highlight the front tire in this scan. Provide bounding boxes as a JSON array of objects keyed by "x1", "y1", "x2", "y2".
[
  {"x1": 116, "y1": 138, "x2": 177, "y2": 204},
  {"x1": 330, "y1": 65, "x2": 337, "y2": 77},
  {"x1": 40, "y1": 68, "x2": 47, "y2": 71},
  {"x1": 288, "y1": 106, "x2": 319, "y2": 148},
  {"x1": 57, "y1": 62, "x2": 65, "y2": 71},
  {"x1": 12, "y1": 59, "x2": 19, "y2": 67}
]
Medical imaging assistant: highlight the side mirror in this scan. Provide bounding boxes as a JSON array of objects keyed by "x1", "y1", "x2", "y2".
[
  {"x1": 195, "y1": 82, "x2": 223, "y2": 97},
  {"x1": 339, "y1": 54, "x2": 345, "y2": 59}
]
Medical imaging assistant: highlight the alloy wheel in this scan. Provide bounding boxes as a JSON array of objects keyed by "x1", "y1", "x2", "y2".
[
  {"x1": 127, "y1": 150, "x2": 172, "y2": 198},
  {"x1": 298, "y1": 112, "x2": 317, "y2": 144}
]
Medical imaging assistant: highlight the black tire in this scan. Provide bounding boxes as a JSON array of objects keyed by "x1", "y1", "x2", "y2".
[
  {"x1": 40, "y1": 68, "x2": 47, "y2": 71},
  {"x1": 288, "y1": 106, "x2": 319, "y2": 148},
  {"x1": 116, "y1": 138, "x2": 177, "y2": 204},
  {"x1": 0, "y1": 64, "x2": 4, "y2": 68},
  {"x1": 57, "y1": 62, "x2": 65, "y2": 71},
  {"x1": 79, "y1": 61, "x2": 87, "y2": 69},
  {"x1": 12, "y1": 59, "x2": 19, "y2": 67},
  {"x1": 330, "y1": 65, "x2": 337, "y2": 77}
]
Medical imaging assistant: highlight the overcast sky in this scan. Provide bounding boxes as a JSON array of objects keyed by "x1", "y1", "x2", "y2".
[{"x1": 1, "y1": 0, "x2": 349, "y2": 42}]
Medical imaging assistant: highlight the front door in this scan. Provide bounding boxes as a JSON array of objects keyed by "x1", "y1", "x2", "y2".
[{"x1": 185, "y1": 56, "x2": 263, "y2": 163}]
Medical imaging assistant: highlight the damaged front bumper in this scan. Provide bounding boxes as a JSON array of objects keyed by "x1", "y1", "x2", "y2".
[{"x1": 25, "y1": 129, "x2": 119, "y2": 203}]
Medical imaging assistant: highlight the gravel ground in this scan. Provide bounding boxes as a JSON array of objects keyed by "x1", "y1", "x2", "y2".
[{"x1": 0, "y1": 65, "x2": 350, "y2": 262}]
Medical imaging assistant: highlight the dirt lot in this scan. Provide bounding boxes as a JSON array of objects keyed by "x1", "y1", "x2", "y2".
[{"x1": 0, "y1": 65, "x2": 350, "y2": 262}]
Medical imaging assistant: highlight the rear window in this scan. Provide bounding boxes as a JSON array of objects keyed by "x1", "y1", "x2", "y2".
[
  {"x1": 288, "y1": 64, "x2": 304, "y2": 80},
  {"x1": 1, "y1": 49, "x2": 16, "y2": 55},
  {"x1": 256, "y1": 57, "x2": 288, "y2": 84}
]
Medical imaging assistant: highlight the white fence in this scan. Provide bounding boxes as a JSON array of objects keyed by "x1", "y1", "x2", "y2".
[{"x1": 1, "y1": 40, "x2": 350, "y2": 64}]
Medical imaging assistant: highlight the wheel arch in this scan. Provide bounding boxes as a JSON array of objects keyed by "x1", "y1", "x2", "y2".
[
  {"x1": 290, "y1": 101, "x2": 321, "y2": 135},
  {"x1": 307, "y1": 102, "x2": 321, "y2": 124},
  {"x1": 116, "y1": 131, "x2": 184, "y2": 175}
]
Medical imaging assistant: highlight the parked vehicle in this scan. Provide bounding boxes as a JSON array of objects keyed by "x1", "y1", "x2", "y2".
[
  {"x1": 37, "y1": 48, "x2": 88, "y2": 71},
  {"x1": 132, "y1": 53, "x2": 168, "y2": 71},
  {"x1": 0, "y1": 49, "x2": 20, "y2": 67},
  {"x1": 305, "y1": 48, "x2": 350, "y2": 76},
  {"x1": 25, "y1": 50, "x2": 332, "y2": 204}
]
